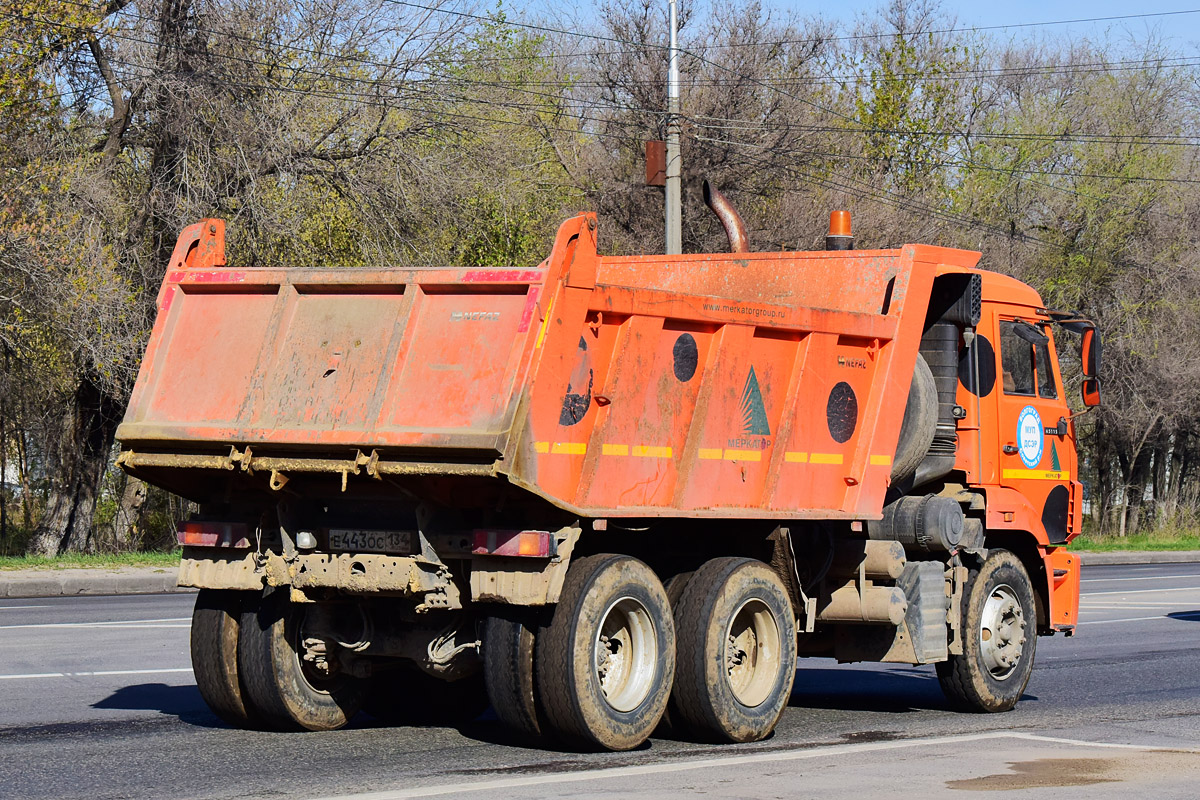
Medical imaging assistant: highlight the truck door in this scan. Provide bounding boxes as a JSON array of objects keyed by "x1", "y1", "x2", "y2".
[{"x1": 994, "y1": 315, "x2": 1074, "y2": 544}]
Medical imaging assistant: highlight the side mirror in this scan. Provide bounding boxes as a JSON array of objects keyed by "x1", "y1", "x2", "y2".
[
  {"x1": 1082, "y1": 377, "x2": 1101, "y2": 407},
  {"x1": 1081, "y1": 327, "x2": 1101, "y2": 378}
]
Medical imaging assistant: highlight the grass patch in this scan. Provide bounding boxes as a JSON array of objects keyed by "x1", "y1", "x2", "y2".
[
  {"x1": 1071, "y1": 531, "x2": 1200, "y2": 552},
  {"x1": 0, "y1": 550, "x2": 181, "y2": 571}
]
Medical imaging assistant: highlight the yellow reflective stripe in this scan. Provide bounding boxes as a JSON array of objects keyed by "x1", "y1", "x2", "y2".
[
  {"x1": 1002, "y1": 468, "x2": 1070, "y2": 481},
  {"x1": 698, "y1": 448, "x2": 723, "y2": 460},
  {"x1": 602, "y1": 443, "x2": 629, "y2": 456},
  {"x1": 723, "y1": 449, "x2": 762, "y2": 461},
  {"x1": 633, "y1": 445, "x2": 672, "y2": 458},
  {"x1": 534, "y1": 295, "x2": 555, "y2": 349},
  {"x1": 784, "y1": 451, "x2": 808, "y2": 463},
  {"x1": 535, "y1": 441, "x2": 586, "y2": 455},
  {"x1": 870, "y1": 454, "x2": 893, "y2": 466},
  {"x1": 810, "y1": 453, "x2": 844, "y2": 465}
]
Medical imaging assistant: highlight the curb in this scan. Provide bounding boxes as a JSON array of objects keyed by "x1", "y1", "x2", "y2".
[
  {"x1": 0, "y1": 567, "x2": 195, "y2": 599},
  {"x1": 1078, "y1": 550, "x2": 1200, "y2": 566}
]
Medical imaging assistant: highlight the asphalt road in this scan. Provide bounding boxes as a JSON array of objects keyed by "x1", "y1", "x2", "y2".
[{"x1": 1, "y1": 563, "x2": 1198, "y2": 799}]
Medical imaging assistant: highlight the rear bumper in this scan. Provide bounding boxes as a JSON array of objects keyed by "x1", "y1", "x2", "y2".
[{"x1": 179, "y1": 549, "x2": 460, "y2": 610}]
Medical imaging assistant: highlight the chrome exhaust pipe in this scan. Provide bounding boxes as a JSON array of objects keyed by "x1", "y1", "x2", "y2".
[{"x1": 702, "y1": 179, "x2": 749, "y2": 253}]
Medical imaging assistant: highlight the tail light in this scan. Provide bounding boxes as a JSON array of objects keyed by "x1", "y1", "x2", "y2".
[
  {"x1": 177, "y1": 521, "x2": 252, "y2": 548},
  {"x1": 472, "y1": 530, "x2": 555, "y2": 558}
]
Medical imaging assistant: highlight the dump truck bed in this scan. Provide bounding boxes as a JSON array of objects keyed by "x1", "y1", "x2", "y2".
[{"x1": 117, "y1": 215, "x2": 982, "y2": 519}]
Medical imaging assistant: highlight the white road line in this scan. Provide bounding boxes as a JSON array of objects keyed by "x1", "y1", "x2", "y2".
[
  {"x1": 1081, "y1": 602, "x2": 1197, "y2": 608},
  {"x1": 0, "y1": 605, "x2": 53, "y2": 610},
  {"x1": 1082, "y1": 574, "x2": 1200, "y2": 583},
  {"x1": 1081, "y1": 587, "x2": 1200, "y2": 597},
  {"x1": 0, "y1": 617, "x2": 189, "y2": 630},
  {"x1": 0, "y1": 667, "x2": 193, "y2": 680},
  {"x1": 304, "y1": 732, "x2": 1180, "y2": 800},
  {"x1": 1079, "y1": 612, "x2": 1200, "y2": 625}
]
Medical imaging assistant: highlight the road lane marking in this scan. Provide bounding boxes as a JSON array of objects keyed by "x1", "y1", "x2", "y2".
[
  {"x1": 1082, "y1": 574, "x2": 1200, "y2": 583},
  {"x1": 305, "y1": 733, "x2": 1185, "y2": 800},
  {"x1": 1078, "y1": 612, "x2": 1200, "y2": 625},
  {"x1": 0, "y1": 617, "x2": 189, "y2": 630},
  {"x1": 0, "y1": 667, "x2": 193, "y2": 680},
  {"x1": 0, "y1": 605, "x2": 53, "y2": 610},
  {"x1": 1081, "y1": 587, "x2": 1200, "y2": 597},
  {"x1": 1081, "y1": 602, "x2": 1197, "y2": 608}
]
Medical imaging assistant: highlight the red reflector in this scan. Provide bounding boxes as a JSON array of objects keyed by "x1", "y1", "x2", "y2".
[
  {"x1": 176, "y1": 521, "x2": 252, "y2": 549},
  {"x1": 471, "y1": 530, "x2": 553, "y2": 558}
]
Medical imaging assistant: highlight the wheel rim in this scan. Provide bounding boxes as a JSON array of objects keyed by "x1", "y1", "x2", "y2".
[
  {"x1": 978, "y1": 583, "x2": 1026, "y2": 680},
  {"x1": 593, "y1": 596, "x2": 658, "y2": 712},
  {"x1": 294, "y1": 607, "x2": 339, "y2": 695},
  {"x1": 724, "y1": 598, "x2": 781, "y2": 707}
]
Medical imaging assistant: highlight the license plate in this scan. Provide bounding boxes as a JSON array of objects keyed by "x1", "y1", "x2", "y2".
[{"x1": 327, "y1": 529, "x2": 413, "y2": 554}]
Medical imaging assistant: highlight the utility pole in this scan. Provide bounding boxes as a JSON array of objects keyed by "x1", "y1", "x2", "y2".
[{"x1": 665, "y1": 0, "x2": 682, "y2": 254}]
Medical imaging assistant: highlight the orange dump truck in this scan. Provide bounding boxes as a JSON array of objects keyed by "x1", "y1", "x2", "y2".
[{"x1": 116, "y1": 197, "x2": 1101, "y2": 750}]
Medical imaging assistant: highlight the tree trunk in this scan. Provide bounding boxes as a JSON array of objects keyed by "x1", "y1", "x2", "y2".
[
  {"x1": 26, "y1": 378, "x2": 124, "y2": 555},
  {"x1": 104, "y1": 475, "x2": 149, "y2": 552},
  {"x1": 1122, "y1": 445, "x2": 1153, "y2": 537},
  {"x1": 16, "y1": 427, "x2": 33, "y2": 530}
]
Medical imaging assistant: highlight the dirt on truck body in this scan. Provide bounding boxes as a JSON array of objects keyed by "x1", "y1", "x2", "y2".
[{"x1": 117, "y1": 192, "x2": 1101, "y2": 749}]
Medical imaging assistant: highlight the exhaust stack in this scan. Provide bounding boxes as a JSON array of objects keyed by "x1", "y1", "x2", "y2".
[
  {"x1": 826, "y1": 210, "x2": 853, "y2": 250},
  {"x1": 702, "y1": 179, "x2": 750, "y2": 254}
]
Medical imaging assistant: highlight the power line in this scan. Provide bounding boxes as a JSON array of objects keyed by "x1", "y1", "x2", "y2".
[
  {"x1": 693, "y1": 133, "x2": 1188, "y2": 223},
  {"x1": 20, "y1": 6, "x2": 1200, "y2": 148},
  {"x1": 0, "y1": 16, "x2": 666, "y2": 122},
  {"x1": 383, "y1": 2, "x2": 1200, "y2": 52},
  {"x1": 14, "y1": 5, "x2": 1200, "y2": 192}
]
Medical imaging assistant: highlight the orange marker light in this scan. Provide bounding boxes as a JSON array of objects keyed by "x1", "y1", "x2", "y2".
[
  {"x1": 829, "y1": 210, "x2": 852, "y2": 237},
  {"x1": 825, "y1": 210, "x2": 854, "y2": 250}
]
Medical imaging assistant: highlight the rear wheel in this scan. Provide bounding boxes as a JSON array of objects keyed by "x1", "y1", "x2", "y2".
[
  {"x1": 191, "y1": 589, "x2": 259, "y2": 728},
  {"x1": 483, "y1": 611, "x2": 544, "y2": 738},
  {"x1": 536, "y1": 554, "x2": 675, "y2": 751},
  {"x1": 238, "y1": 590, "x2": 366, "y2": 731},
  {"x1": 937, "y1": 549, "x2": 1036, "y2": 712},
  {"x1": 670, "y1": 557, "x2": 797, "y2": 743}
]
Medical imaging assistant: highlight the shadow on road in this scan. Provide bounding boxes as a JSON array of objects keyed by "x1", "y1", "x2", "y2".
[
  {"x1": 790, "y1": 667, "x2": 955, "y2": 713},
  {"x1": 1167, "y1": 611, "x2": 1200, "y2": 622},
  {"x1": 92, "y1": 683, "x2": 226, "y2": 728}
]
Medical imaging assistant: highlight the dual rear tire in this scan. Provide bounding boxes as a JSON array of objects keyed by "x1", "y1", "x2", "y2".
[
  {"x1": 534, "y1": 554, "x2": 676, "y2": 751},
  {"x1": 190, "y1": 588, "x2": 364, "y2": 731},
  {"x1": 669, "y1": 558, "x2": 797, "y2": 743},
  {"x1": 482, "y1": 554, "x2": 797, "y2": 750}
]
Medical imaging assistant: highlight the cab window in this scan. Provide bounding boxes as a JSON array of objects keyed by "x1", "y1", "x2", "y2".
[
  {"x1": 1000, "y1": 320, "x2": 1057, "y2": 399},
  {"x1": 1035, "y1": 325, "x2": 1058, "y2": 399}
]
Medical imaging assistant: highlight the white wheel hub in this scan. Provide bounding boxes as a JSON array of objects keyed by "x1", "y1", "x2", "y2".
[
  {"x1": 725, "y1": 598, "x2": 781, "y2": 707},
  {"x1": 594, "y1": 596, "x2": 657, "y2": 712},
  {"x1": 979, "y1": 583, "x2": 1026, "y2": 680}
]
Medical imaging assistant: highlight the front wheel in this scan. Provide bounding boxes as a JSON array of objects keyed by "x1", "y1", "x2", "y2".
[{"x1": 937, "y1": 549, "x2": 1036, "y2": 712}]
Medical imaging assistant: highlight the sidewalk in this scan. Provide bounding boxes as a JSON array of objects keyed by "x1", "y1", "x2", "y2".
[
  {"x1": 0, "y1": 566, "x2": 189, "y2": 598},
  {"x1": 1, "y1": 551, "x2": 1199, "y2": 598}
]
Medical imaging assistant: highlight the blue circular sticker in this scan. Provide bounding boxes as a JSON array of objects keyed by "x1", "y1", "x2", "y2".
[{"x1": 1017, "y1": 405, "x2": 1043, "y2": 468}]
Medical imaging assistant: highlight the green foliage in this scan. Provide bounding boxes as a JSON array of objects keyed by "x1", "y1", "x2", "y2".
[
  {"x1": 851, "y1": 32, "x2": 966, "y2": 193},
  {"x1": 1071, "y1": 532, "x2": 1200, "y2": 552},
  {"x1": 0, "y1": 550, "x2": 182, "y2": 570}
]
